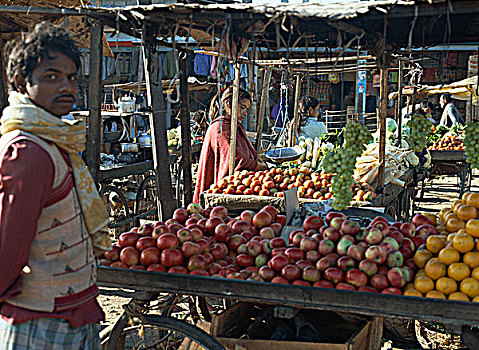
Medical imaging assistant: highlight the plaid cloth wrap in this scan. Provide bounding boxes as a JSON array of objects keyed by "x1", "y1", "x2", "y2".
[{"x1": 0, "y1": 318, "x2": 100, "y2": 350}]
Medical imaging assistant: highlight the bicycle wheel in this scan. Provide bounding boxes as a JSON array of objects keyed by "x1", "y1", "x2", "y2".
[
  {"x1": 135, "y1": 175, "x2": 158, "y2": 222},
  {"x1": 103, "y1": 313, "x2": 225, "y2": 350}
]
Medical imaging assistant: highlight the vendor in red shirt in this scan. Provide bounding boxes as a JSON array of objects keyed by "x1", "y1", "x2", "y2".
[
  {"x1": 0, "y1": 22, "x2": 111, "y2": 349},
  {"x1": 193, "y1": 86, "x2": 266, "y2": 203}
]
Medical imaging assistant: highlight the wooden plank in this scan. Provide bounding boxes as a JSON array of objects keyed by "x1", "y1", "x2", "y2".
[
  {"x1": 377, "y1": 67, "x2": 388, "y2": 188},
  {"x1": 396, "y1": 60, "x2": 403, "y2": 147},
  {"x1": 228, "y1": 63, "x2": 241, "y2": 176},
  {"x1": 291, "y1": 75, "x2": 301, "y2": 147},
  {"x1": 178, "y1": 53, "x2": 193, "y2": 205},
  {"x1": 142, "y1": 26, "x2": 175, "y2": 220},
  {"x1": 365, "y1": 316, "x2": 383, "y2": 350},
  {"x1": 98, "y1": 161, "x2": 153, "y2": 182},
  {"x1": 86, "y1": 19, "x2": 103, "y2": 183},
  {"x1": 97, "y1": 267, "x2": 479, "y2": 327},
  {"x1": 0, "y1": 38, "x2": 7, "y2": 113},
  {"x1": 256, "y1": 68, "x2": 272, "y2": 154}
]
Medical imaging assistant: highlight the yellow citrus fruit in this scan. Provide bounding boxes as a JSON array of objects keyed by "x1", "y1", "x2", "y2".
[
  {"x1": 404, "y1": 289, "x2": 423, "y2": 297},
  {"x1": 466, "y1": 193, "x2": 479, "y2": 209},
  {"x1": 452, "y1": 233, "x2": 475, "y2": 253},
  {"x1": 457, "y1": 228, "x2": 467, "y2": 234},
  {"x1": 457, "y1": 205, "x2": 478, "y2": 221},
  {"x1": 414, "y1": 275, "x2": 435, "y2": 294},
  {"x1": 460, "y1": 278, "x2": 479, "y2": 298},
  {"x1": 438, "y1": 247, "x2": 460, "y2": 265},
  {"x1": 447, "y1": 218, "x2": 466, "y2": 233},
  {"x1": 426, "y1": 235, "x2": 446, "y2": 254},
  {"x1": 448, "y1": 263, "x2": 471, "y2": 281},
  {"x1": 452, "y1": 200, "x2": 464, "y2": 213},
  {"x1": 439, "y1": 208, "x2": 451, "y2": 222},
  {"x1": 414, "y1": 250, "x2": 433, "y2": 269},
  {"x1": 404, "y1": 283, "x2": 415, "y2": 292},
  {"x1": 426, "y1": 290, "x2": 446, "y2": 299},
  {"x1": 472, "y1": 267, "x2": 479, "y2": 280},
  {"x1": 466, "y1": 219, "x2": 479, "y2": 238},
  {"x1": 436, "y1": 277, "x2": 458, "y2": 295},
  {"x1": 425, "y1": 259, "x2": 447, "y2": 280},
  {"x1": 462, "y1": 192, "x2": 472, "y2": 204},
  {"x1": 449, "y1": 292, "x2": 470, "y2": 302},
  {"x1": 463, "y1": 252, "x2": 479, "y2": 269},
  {"x1": 447, "y1": 233, "x2": 457, "y2": 244},
  {"x1": 473, "y1": 296, "x2": 479, "y2": 302}
]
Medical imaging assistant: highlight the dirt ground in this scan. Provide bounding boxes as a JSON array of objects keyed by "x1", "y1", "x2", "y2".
[{"x1": 98, "y1": 171, "x2": 477, "y2": 348}]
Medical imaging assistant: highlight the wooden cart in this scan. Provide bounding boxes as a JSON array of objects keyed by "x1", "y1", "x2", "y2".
[
  {"x1": 97, "y1": 266, "x2": 479, "y2": 350},
  {"x1": 420, "y1": 150, "x2": 472, "y2": 199}
]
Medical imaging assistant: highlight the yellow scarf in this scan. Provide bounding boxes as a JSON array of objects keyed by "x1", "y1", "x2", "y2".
[{"x1": 1, "y1": 92, "x2": 111, "y2": 255}]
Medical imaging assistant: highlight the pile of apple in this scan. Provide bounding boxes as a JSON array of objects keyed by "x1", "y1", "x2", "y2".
[
  {"x1": 100, "y1": 203, "x2": 288, "y2": 276},
  {"x1": 204, "y1": 168, "x2": 376, "y2": 201},
  {"x1": 290, "y1": 213, "x2": 436, "y2": 294}
]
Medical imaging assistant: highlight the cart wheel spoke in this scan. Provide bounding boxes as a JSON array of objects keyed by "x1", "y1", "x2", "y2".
[{"x1": 136, "y1": 175, "x2": 158, "y2": 221}]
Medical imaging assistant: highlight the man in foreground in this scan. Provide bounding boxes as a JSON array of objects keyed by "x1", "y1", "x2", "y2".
[{"x1": 0, "y1": 22, "x2": 111, "y2": 349}]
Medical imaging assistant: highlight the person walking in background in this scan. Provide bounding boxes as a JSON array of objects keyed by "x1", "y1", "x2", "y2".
[
  {"x1": 439, "y1": 93, "x2": 464, "y2": 127},
  {"x1": 0, "y1": 22, "x2": 111, "y2": 349}
]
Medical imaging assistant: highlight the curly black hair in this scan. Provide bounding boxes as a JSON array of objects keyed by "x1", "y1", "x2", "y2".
[
  {"x1": 298, "y1": 95, "x2": 319, "y2": 128},
  {"x1": 4, "y1": 21, "x2": 81, "y2": 92}
]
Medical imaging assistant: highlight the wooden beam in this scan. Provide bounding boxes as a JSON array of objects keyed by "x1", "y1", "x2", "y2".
[
  {"x1": 228, "y1": 63, "x2": 241, "y2": 176},
  {"x1": 256, "y1": 68, "x2": 272, "y2": 154},
  {"x1": 291, "y1": 75, "x2": 302, "y2": 147},
  {"x1": 0, "y1": 39, "x2": 7, "y2": 113},
  {"x1": 142, "y1": 27, "x2": 176, "y2": 220},
  {"x1": 377, "y1": 67, "x2": 388, "y2": 188},
  {"x1": 179, "y1": 53, "x2": 193, "y2": 206},
  {"x1": 396, "y1": 60, "x2": 403, "y2": 147},
  {"x1": 86, "y1": 19, "x2": 103, "y2": 183}
]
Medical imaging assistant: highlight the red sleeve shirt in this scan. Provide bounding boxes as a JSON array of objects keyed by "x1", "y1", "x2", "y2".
[{"x1": 0, "y1": 140, "x2": 104, "y2": 327}]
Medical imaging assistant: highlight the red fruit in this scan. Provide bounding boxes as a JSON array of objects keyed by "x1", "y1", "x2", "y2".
[
  {"x1": 316, "y1": 257, "x2": 333, "y2": 272},
  {"x1": 318, "y1": 239, "x2": 335, "y2": 256},
  {"x1": 261, "y1": 205, "x2": 279, "y2": 221},
  {"x1": 336, "y1": 283, "x2": 356, "y2": 291},
  {"x1": 139, "y1": 247, "x2": 160, "y2": 265},
  {"x1": 120, "y1": 246, "x2": 139, "y2": 266},
  {"x1": 324, "y1": 253, "x2": 339, "y2": 265},
  {"x1": 416, "y1": 224, "x2": 437, "y2": 240},
  {"x1": 196, "y1": 238, "x2": 211, "y2": 253},
  {"x1": 104, "y1": 245, "x2": 121, "y2": 261},
  {"x1": 285, "y1": 247, "x2": 304, "y2": 263},
  {"x1": 313, "y1": 280, "x2": 334, "y2": 288},
  {"x1": 187, "y1": 255, "x2": 207, "y2": 271},
  {"x1": 259, "y1": 227, "x2": 275, "y2": 239},
  {"x1": 129, "y1": 265, "x2": 146, "y2": 270},
  {"x1": 137, "y1": 223, "x2": 154, "y2": 237},
  {"x1": 176, "y1": 228, "x2": 193, "y2": 243},
  {"x1": 400, "y1": 222, "x2": 416, "y2": 238},
  {"x1": 236, "y1": 254, "x2": 255, "y2": 267},
  {"x1": 173, "y1": 208, "x2": 189, "y2": 224},
  {"x1": 300, "y1": 237, "x2": 318, "y2": 251},
  {"x1": 181, "y1": 241, "x2": 202, "y2": 258},
  {"x1": 387, "y1": 267, "x2": 406, "y2": 288},
  {"x1": 147, "y1": 263, "x2": 166, "y2": 272},
  {"x1": 323, "y1": 228, "x2": 340, "y2": 242},
  {"x1": 240, "y1": 210, "x2": 255, "y2": 224},
  {"x1": 296, "y1": 260, "x2": 313, "y2": 270},
  {"x1": 229, "y1": 234, "x2": 247, "y2": 251},
  {"x1": 270, "y1": 223, "x2": 283, "y2": 236},
  {"x1": 358, "y1": 286, "x2": 379, "y2": 293},
  {"x1": 345, "y1": 268, "x2": 368, "y2": 287},
  {"x1": 253, "y1": 211, "x2": 273, "y2": 229},
  {"x1": 275, "y1": 215, "x2": 287, "y2": 227},
  {"x1": 205, "y1": 216, "x2": 224, "y2": 235},
  {"x1": 271, "y1": 247, "x2": 286, "y2": 257},
  {"x1": 306, "y1": 250, "x2": 320, "y2": 263},
  {"x1": 411, "y1": 214, "x2": 433, "y2": 228},
  {"x1": 100, "y1": 259, "x2": 112, "y2": 266},
  {"x1": 288, "y1": 229, "x2": 304, "y2": 245},
  {"x1": 210, "y1": 243, "x2": 228, "y2": 260},
  {"x1": 370, "y1": 274, "x2": 389, "y2": 290},
  {"x1": 270, "y1": 237, "x2": 286, "y2": 248},
  {"x1": 214, "y1": 224, "x2": 232, "y2": 243},
  {"x1": 292, "y1": 280, "x2": 311, "y2": 286},
  {"x1": 324, "y1": 267, "x2": 344, "y2": 284},
  {"x1": 210, "y1": 206, "x2": 228, "y2": 220},
  {"x1": 168, "y1": 266, "x2": 188, "y2": 274},
  {"x1": 207, "y1": 263, "x2": 222, "y2": 275},
  {"x1": 227, "y1": 272, "x2": 245, "y2": 280},
  {"x1": 358, "y1": 259, "x2": 378, "y2": 277},
  {"x1": 268, "y1": 254, "x2": 289, "y2": 272},
  {"x1": 302, "y1": 266, "x2": 321, "y2": 282},
  {"x1": 190, "y1": 269, "x2": 209, "y2": 276},
  {"x1": 231, "y1": 220, "x2": 252, "y2": 234},
  {"x1": 110, "y1": 261, "x2": 128, "y2": 269},
  {"x1": 119, "y1": 232, "x2": 139, "y2": 247},
  {"x1": 325, "y1": 212, "x2": 346, "y2": 225},
  {"x1": 258, "y1": 266, "x2": 276, "y2": 281},
  {"x1": 160, "y1": 249, "x2": 184, "y2": 267},
  {"x1": 337, "y1": 256, "x2": 356, "y2": 272},
  {"x1": 341, "y1": 220, "x2": 361, "y2": 236},
  {"x1": 241, "y1": 231, "x2": 254, "y2": 241},
  {"x1": 303, "y1": 215, "x2": 325, "y2": 232},
  {"x1": 281, "y1": 264, "x2": 301, "y2": 281},
  {"x1": 381, "y1": 287, "x2": 402, "y2": 295},
  {"x1": 292, "y1": 232, "x2": 305, "y2": 247},
  {"x1": 271, "y1": 276, "x2": 290, "y2": 284}
]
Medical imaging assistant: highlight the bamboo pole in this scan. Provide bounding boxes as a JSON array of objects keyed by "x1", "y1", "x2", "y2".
[
  {"x1": 396, "y1": 60, "x2": 403, "y2": 147},
  {"x1": 377, "y1": 67, "x2": 388, "y2": 188},
  {"x1": 0, "y1": 39, "x2": 7, "y2": 113},
  {"x1": 291, "y1": 75, "x2": 301, "y2": 146},
  {"x1": 179, "y1": 53, "x2": 193, "y2": 205},
  {"x1": 228, "y1": 63, "x2": 241, "y2": 176},
  {"x1": 256, "y1": 68, "x2": 272, "y2": 154},
  {"x1": 86, "y1": 19, "x2": 103, "y2": 183},
  {"x1": 142, "y1": 26, "x2": 175, "y2": 220}
]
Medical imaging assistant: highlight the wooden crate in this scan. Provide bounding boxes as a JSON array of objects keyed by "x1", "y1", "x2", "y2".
[{"x1": 210, "y1": 303, "x2": 381, "y2": 350}]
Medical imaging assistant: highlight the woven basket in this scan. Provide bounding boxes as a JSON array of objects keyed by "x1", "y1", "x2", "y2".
[
  {"x1": 383, "y1": 318, "x2": 421, "y2": 349},
  {"x1": 415, "y1": 320, "x2": 467, "y2": 350}
]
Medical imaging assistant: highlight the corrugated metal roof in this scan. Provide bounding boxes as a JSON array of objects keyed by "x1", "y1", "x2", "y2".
[{"x1": 95, "y1": 0, "x2": 414, "y2": 20}]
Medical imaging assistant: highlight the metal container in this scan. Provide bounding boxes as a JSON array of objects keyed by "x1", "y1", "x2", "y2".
[
  {"x1": 138, "y1": 132, "x2": 152, "y2": 147},
  {"x1": 120, "y1": 143, "x2": 139, "y2": 153}
]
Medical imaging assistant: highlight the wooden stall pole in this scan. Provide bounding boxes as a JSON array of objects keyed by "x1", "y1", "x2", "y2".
[
  {"x1": 377, "y1": 67, "x2": 388, "y2": 188},
  {"x1": 179, "y1": 52, "x2": 193, "y2": 205},
  {"x1": 142, "y1": 27, "x2": 175, "y2": 220},
  {"x1": 86, "y1": 19, "x2": 103, "y2": 183},
  {"x1": 256, "y1": 68, "x2": 272, "y2": 154},
  {"x1": 0, "y1": 38, "x2": 7, "y2": 113},
  {"x1": 228, "y1": 63, "x2": 241, "y2": 176},
  {"x1": 396, "y1": 60, "x2": 404, "y2": 147},
  {"x1": 291, "y1": 74, "x2": 301, "y2": 146}
]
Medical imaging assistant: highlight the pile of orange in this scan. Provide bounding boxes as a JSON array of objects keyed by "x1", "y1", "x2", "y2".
[{"x1": 407, "y1": 192, "x2": 479, "y2": 302}]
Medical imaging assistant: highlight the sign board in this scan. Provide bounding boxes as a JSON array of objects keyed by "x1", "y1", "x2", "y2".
[{"x1": 284, "y1": 187, "x2": 299, "y2": 225}]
